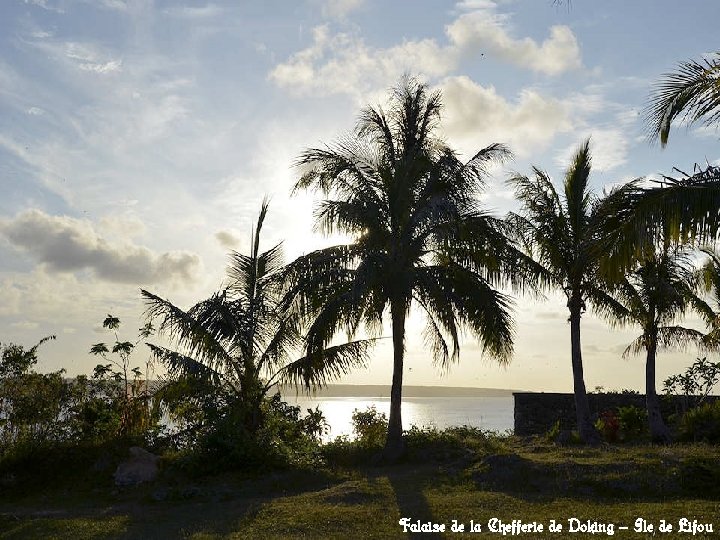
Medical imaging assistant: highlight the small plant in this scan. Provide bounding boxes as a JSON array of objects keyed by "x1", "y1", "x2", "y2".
[
  {"x1": 617, "y1": 405, "x2": 647, "y2": 441},
  {"x1": 89, "y1": 315, "x2": 157, "y2": 438},
  {"x1": 676, "y1": 400, "x2": 720, "y2": 443},
  {"x1": 663, "y1": 357, "x2": 720, "y2": 412},
  {"x1": 544, "y1": 420, "x2": 561, "y2": 442},
  {"x1": 595, "y1": 410, "x2": 620, "y2": 442},
  {"x1": 351, "y1": 406, "x2": 388, "y2": 448}
]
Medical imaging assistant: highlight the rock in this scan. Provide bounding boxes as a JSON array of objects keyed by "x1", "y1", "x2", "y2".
[{"x1": 113, "y1": 447, "x2": 160, "y2": 486}]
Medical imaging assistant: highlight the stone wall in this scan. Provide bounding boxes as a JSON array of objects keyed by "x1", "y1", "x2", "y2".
[{"x1": 513, "y1": 392, "x2": 718, "y2": 436}]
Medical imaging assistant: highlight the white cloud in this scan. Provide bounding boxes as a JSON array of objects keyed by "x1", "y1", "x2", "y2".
[
  {"x1": 78, "y1": 59, "x2": 123, "y2": 74},
  {"x1": 63, "y1": 43, "x2": 123, "y2": 74},
  {"x1": 164, "y1": 4, "x2": 222, "y2": 19},
  {"x1": 0, "y1": 210, "x2": 202, "y2": 285},
  {"x1": 315, "y1": 0, "x2": 365, "y2": 19},
  {"x1": 440, "y1": 76, "x2": 572, "y2": 158},
  {"x1": 555, "y1": 129, "x2": 629, "y2": 173},
  {"x1": 270, "y1": 4, "x2": 581, "y2": 97},
  {"x1": 447, "y1": 11, "x2": 581, "y2": 75},
  {"x1": 23, "y1": 0, "x2": 64, "y2": 13},
  {"x1": 27, "y1": 106, "x2": 44, "y2": 115}
]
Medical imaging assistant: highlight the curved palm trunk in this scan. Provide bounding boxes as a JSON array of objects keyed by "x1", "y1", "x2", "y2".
[
  {"x1": 569, "y1": 298, "x2": 601, "y2": 445},
  {"x1": 645, "y1": 337, "x2": 672, "y2": 443},
  {"x1": 384, "y1": 298, "x2": 407, "y2": 461}
]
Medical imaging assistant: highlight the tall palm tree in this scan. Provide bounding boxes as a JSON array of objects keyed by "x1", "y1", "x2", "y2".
[
  {"x1": 291, "y1": 77, "x2": 529, "y2": 459},
  {"x1": 142, "y1": 202, "x2": 372, "y2": 434},
  {"x1": 610, "y1": 248, "x2": 712, "y2": 442},
  {"x1": 507, "y1": 139, "x2": 630, "y2": 444},
  {"x1": 644, "y1": 54, "x2": 720, "y2": 148}
]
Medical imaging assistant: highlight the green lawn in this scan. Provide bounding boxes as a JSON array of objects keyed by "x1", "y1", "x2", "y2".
[{"x1": 1, "y1": 438, "x2": 718, "y2": 539}]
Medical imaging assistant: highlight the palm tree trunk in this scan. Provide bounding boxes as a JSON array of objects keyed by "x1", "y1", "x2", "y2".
[
  {"x1": 646, "y1": 338, "x2": 671, "y2": 443},
  {"x1": 384, "y1": 298, "x2": 407, "y2": 461},
  {"x1": 569, "y1": 298, "x2": 600, "y2": 445}
]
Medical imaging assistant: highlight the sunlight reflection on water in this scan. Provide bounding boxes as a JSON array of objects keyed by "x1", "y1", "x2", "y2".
[{"x1": 285, "y1": 396, "x2": 514, "y2": 441}]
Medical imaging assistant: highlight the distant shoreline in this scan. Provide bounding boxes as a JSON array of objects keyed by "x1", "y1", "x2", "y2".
[{"x1": 274, "y1": 384, "x2": 519, "y2": 398}]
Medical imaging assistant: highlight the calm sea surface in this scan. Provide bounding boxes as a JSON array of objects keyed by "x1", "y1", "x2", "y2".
[{"x1": 285, "y1": 396, "x2": 514, "y2": 440}]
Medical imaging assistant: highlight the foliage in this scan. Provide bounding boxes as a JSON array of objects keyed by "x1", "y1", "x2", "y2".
[
  {"x1": 644, "y1": 54, "x2": 720, "y2": 148},
  {"x1": 175, "y1": 393, "x2": 328, "y2": 473},
  {"x1": 507, "y1": 139, "x2": 633, "y2": 444},
  {"x1": 663, "y1": 357, "x2": 720, "y2": 410},
  {"x1": 594, "y1": 410, "x2": 620, "y2": 443},
  {"x1": 143, "y1": 202, "x2": 371, "y2": 446},
  {"x1": 616, "y1": 405, "x2": 647, "y2": 441},
  {"x1": 676, "y1": 400, "x2": 720, "y2": 443},
  {"x1": 89, "y1": 315, "x2": 159, "y2": 439},
  {"x1": 350, "y1": 406, "x2": 388, "y2": 449},
  {"x1": 291, "y1": 76, "x2": 534, "y2": 456}
]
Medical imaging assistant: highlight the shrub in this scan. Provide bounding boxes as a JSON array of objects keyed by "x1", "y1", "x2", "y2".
[
  {"x1": 676, "y1": 401, "x2": 720, "y2": 443},
  {"x1": 617, "y1": 405, "x2": 647, "y2": 441},
  {"x1": 595, "y1": 410, "x2": 620, "y2": 442},
  {"x1": 351, "y1": 406, "x2": 387, "y2": 448}
]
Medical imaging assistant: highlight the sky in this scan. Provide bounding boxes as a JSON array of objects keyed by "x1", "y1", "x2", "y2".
[{"x1": 1, "y1": 0, "x2": 719, "y2": 393}]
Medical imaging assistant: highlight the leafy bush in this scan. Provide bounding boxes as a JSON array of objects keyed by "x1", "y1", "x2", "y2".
[
  {"x1": 173, "y1": 393, "x2": 328, "y2": 473},
  {"x1": 676, "y1": 400, "x2": 720, "y2": 443},
  {"x1": 664, "y1": 357, "x2": 720, "y2": 412},
  {"x1": 617, "y1": 405, "x2": 647, "y2": 441},
  {"x1": 595, "y1": 410, "x2": 620, "y2": 442},
  {"x1": 350, "y1": 406, "x2": 387, "y2": 448}
]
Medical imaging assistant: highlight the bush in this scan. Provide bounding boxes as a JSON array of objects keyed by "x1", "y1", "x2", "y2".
[
  {"x1": 595, "y1": 410, "x2": 620, "y2": 442},
  {"x1": 351, "y1": 406, "x2": 387, "y2": 448},
  {"x1": 617, "y1": 405, "x2": 647, "y2": 441},
  {"x1": 676, "y1": 401, "x2": 720, "y2": 443}
]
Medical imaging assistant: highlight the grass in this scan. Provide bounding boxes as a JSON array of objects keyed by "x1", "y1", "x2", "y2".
[{"x1": 1, "y1": 434, "x2": 719, "y2": 539}]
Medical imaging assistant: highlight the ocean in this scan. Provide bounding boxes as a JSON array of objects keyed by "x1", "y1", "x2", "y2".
[{"x1": 285, "y1": 395, "x2": 515, "y2": 440}]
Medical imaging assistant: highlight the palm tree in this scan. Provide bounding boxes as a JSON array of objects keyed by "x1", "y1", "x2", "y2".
[
  {"x1": 507, "y1": 139, "x2": 631, "y2": 444},
  {"x1": 610, "y1": 248, "x2": 712, "y2": 442},
  {"x1": 644, "y1": 54, "x2": 720, "y2": 148},
  {"x1": 699, "y1": 247, "x2": 720, "y2": 348},
  {"x1": 290, "y1": 77, "x2": 529, "y2": 459},
  {"x1": 142, "y1": 202, "x2": 372, "y2": 434}
]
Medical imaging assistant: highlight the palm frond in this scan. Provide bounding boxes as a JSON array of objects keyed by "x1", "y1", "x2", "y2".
[
  {"x1": 644, "y1": 56, "x2": 720, "y2": 147},
  {"x1": 281, "y1": 339, "x2": 376, "y2": 390}
]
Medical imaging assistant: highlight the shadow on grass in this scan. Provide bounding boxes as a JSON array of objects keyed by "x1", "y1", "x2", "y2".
[{"x1": 374, "y1": 465, "x2": 445, "y2": 540}]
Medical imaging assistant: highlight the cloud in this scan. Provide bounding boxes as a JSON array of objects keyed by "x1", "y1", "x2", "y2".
[
  {"x1": 78, "y1": 59, "x2": 123, "y2": 74},
  {"x1": 23, "y1": 0, "x2": 64, "y2": 13},
  {"x1": 64, "y1": 43, "x2": 123, "y2": 74},
  {"x1": 10, "y1": 320, "x2": 39, "y2": 331},
  {"x1": 269, "y1": 4, "x2": 581, "y2": 97},
  {"x1": 0, "y1": 210, "x2": 201, "y2": 285},
  {"x1": 215, "y1": 230, "x2": 242, "y2": 250},
  {"x1": 27, "y1": 107, "x2": 44, "y2": 115},
  {"x1": 446, "y1": 11, "x2": 581, "y2": 75},
  {"x1": 440, "y1": 76, "x2": 572, "y2": 157},
  {"x1": 314, "y1": 0, "x2": 364, "y2": 19},
  {"x1": 555, "y1": 129, "x2": 629, "y2": 172},
  {"x1": 164, "y1": 4, "x2": 223, "y2": 18}
]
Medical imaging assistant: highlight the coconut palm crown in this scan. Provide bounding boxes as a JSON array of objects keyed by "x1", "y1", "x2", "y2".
[
  {"x1": 290, "y1": 77, "x2": 533, "y2": 459},
  {"x1": 142, "y1": 202, "x2": 372, "y2": 433}
]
